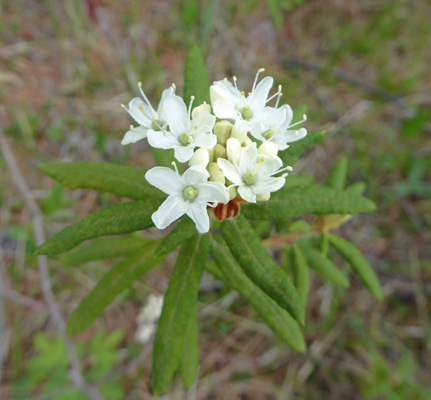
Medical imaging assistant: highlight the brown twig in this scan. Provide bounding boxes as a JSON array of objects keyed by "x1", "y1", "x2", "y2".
[{"x1": 0, "y1": 127, "x2": 104, "y2": 399}]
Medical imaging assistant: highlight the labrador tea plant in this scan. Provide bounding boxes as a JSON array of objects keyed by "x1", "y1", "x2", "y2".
[{"x1": 36, "y1": 46, "x2": 382, "y2": 394}]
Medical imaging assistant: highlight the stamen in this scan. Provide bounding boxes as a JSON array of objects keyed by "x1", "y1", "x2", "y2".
[
  {"x1": 222, "y1": 78, "x2": 227, "y2": 83},
  {"x1": 275, "y1": 92, "x2": 282, "y2": 108},
  {"x1": 233, "y1": 76, "x2": 241, "y2": 102},
  {"x1": 266, "y1": 85, "x2": 283, "y2": 104},
  {"x1": 171, "y1": 83, "x2": 176, "y2": 90},
  {"x1": 287, "y1": 114, "x2": 307, "y2": 129},
  {"x1": 120, "y1": 103, "x2": 126, "y2": 109},
  {"x1": 171, "y1": 161, "x2": 179, "y2": 174},
  {"x1": 137, "y1": 82, "x2": 156, "y2": 114},
  {"x1": 129, "y1": 125, "x2": 134, "y2": 130},
  {"x1": 188, "y1": 96, "x2": 195, "y2": 120},
  {"x1": 252, "y1": 68, "x2": 265, "y2": 91}
]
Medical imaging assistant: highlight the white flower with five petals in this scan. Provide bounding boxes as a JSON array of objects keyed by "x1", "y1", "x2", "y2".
[
  {"x1": 217, "y1": 142, "x2": 291, "y2": 203},
  {"x1": 121, "y1": 83, "x2": 175, "y2": 145},
  {"x1": 210, "y1": 69, "x2": 285, "y2": 134},
  {"x1": 250, "y1": 104, "x2": 307, "y2": 151},
  {"x1": 145, "y1": 164, "x2": 229, "y2": 233},
  {"x1": 147, "y1": 95, "x2": 217, "y2": 163}
]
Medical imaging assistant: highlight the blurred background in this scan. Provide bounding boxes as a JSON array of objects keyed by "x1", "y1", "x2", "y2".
[{"x1": 0, "y1": 0, "x2": 430, "y2": 398}]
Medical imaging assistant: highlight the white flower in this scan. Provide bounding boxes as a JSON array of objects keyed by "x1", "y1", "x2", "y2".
[
  {"x1": 217, "y1": 142, "x2": 292, "y2": 203},
  {"x1": 145, "y1": 164, "x2": 229, "y2": 233},
  {"x1": 250, "y1": 104, "x2": 307, "y2": 151},
  {"x1": 147, "y1": 94, "x2": 217, "y2": 163},
  {"x1": 121, "y1": 83, "x2": 175, "y2": 145},
  {"x1": 210, "y1": 69, "x2": 285, "y2": 134}
]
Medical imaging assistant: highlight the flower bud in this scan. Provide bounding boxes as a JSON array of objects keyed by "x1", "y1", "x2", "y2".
[
  {"x1": 189, "y1": 148, "x2": 210, "y2": 168},
  {"x1": 242, "y1": 137, "x2": 252, "y2": 147},
  {"x1": 228, "y1": 186, "x2": 238, "y2": 200},
  {"x1": 258, "y1": 141, "x2": 278, "y2": 157},
  {"x1": 230, "y1": 125, "x2": 247, "y2": 144},
  {"x1": 226, "y1": 137, "x2": 242, "y2": 163},
  {"x1": 256, "y1": 192, "x2": 271, "y2": 202},
  {"x1": 207, "y1": 147, "x2": 214, "y2": 162},
  {"x1": 213, "y1": 144, "x2": 226, "y2": 160},
  {"x1": 207, "y1": 162, "x2": 225, "y2": 184},
  {"x1": 192, "y1": 102, "x2": 211, "y2": 120},
  {"x1": 214, "y1": 120, "x2": 233, "y2": 145}
]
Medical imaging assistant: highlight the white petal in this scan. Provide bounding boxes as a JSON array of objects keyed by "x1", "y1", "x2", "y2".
[
  {"x1": 164, "y1": 95, "x2": 190, "y2": 136},
  {"x1": 192, "y1": 103, "x2": 211, "y2": 120},
  {"x1": 174, "y1": 146, "x2": 195, "y2": 163},
  {"x1": 121, "y1": 126, "x2": 148, "y2": 145},
  {"x1": 145, "y1": 166, "x2": 182, "y2": 195},
  {"x1": 239, "y1": 143, "x2": 258, "y2": 174},
  {"x1": 254, "y1": 106, "x2": 285, "y2": 127},
  {"x1": 192, "y1": 132, "x2": 217, "y2": 149},
  {"x1": 147, "y1": 130, "x2": 178, "y2": 149},
  {"x1": 253, "y1": 176, "x2": 285, "y2": 194},
  {"x1": 152, "y1": 194, "x2": 187, "y2": 230},
  {"x1": 187, "y1": 202, "x2": 210, "y2": 233},
  {"x1": 213, "y1": 100, "x2": 239, "y2": 120},
  {"x1": 182, "y1": 165, "x2": 209, "y2": 186},
  {"x1": 238, "y1": 186, "x2": 256, "y2": 203},
  {"x1": 247, "y1": 76, "x2": 273, "y2": 111},
  {"x1": 197, "y1": 182, "x2": 229, "y2": 204},
  {"x1": 226, "y1": 137, "x2": 242, "y2": 164},
  {"x1": 192, "y1": 111, "x2": 216, "y2": 130},
  {"x1": 235, "y1": 119, "x2": 254, "y2": 133},
  {"x1": 255, "y1": 155, "x2": 283, "y2": 177},
  {"x1": 279, "y1": 104, "x2": 293, "y2": 127},
  {"x1": 278, "y1": 128, "x2": 307, "y2": 143},
  {"x1": 217, "y1": 159, "x2": 242, "y2": 185},
  {"x1": 157, "y1": 86, "x2": 175, "y2": 118},
  {"x1": 127, "y1": 98, "x2": 152, "y2": 127}
]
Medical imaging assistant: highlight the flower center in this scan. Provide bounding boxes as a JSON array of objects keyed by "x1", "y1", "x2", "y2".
[
  {"x1": 183, "y1": 185, "x2": 198, "y2": 200},
  {"x1": 262, "y1": 128, "x2": 275, "y2": 140},
  {"x1": 179, "y1": 132, "x2": 193, "y2": 146},
  {"x1": 151, "y1": 119, "x2": 163, "y2": 131},
  {"x1": 243, "y1": 172, "x2": 257, "y2": 186},
  {"x1": 240, "y1": 106, "x2": 253, "y2": 121}
]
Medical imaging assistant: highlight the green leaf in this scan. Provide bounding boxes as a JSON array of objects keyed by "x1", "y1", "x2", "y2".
[
  {"x1": 291, "y1": 246, "x2": 310, "y2": 308},
  {"x1": 329, "y1": 234, "x2": 383, "y2": 300},
  {"x1": 36, "y1": 199, "x2": 160, "y2": 256},
  {"x1": 299, "y1": 244, "x2": 350, "y2": 288},
  {"x1": 39, "y1": 162, "x2": 163, "y2": 200},
  {"x1": 327, "y1": 157, "x2": 348, "y2": 190},
  {"x1": 241, "y1": 185, "x2": 376, "y2": 220},
  {"x1": 59, "y1": 236, "x2": 150, "y2": 265},
  {"x1": 152, "y1": 234, "x2": 210, "y2": 395},
  {"x1": 221, "y1": 215, "x2": 304, "y2": 324},
  {"x1": 267, "y1": 0, "x2": 283, "y2": 30},
  {"x1": 210, "y1": 236, "x2": 305, "y2": 352},
  {"x1": 279, "y1": 130, "x2": 325, "y2": 166},
  {"x1": 183, "y1": 45, "x2": 211, "y2": 107},
  {"x1": 66, "y1": 241, "x2": 160, "y2": 335},
  {"x1": 179, "y1": 302, "x2": 199, "y2": 389},
  {"x1": 151, "y1": 148, "x2": 177, "y2": 168},
  {"x1": 345, "y1": 182, "x2": 367, "y2": 196},
  {"x1": 154, "y1": 217, "x2": 197, "y2": 259},
  {"x1": 273, "y1": 175, "x2": 315, "y2": 198}
]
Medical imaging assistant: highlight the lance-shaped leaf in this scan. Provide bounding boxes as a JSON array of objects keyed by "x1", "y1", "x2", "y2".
[
  {"x1": 210, "y1": 236, "x2": 305, "y2": 352},
  {"x1": 179, "y1": 302, "x2": 199, "y2": 389},
  {"x1": 345, "y1": 182, "x2": 367, "y2": 196},
  {"x1": 60, "y1": 236, "x2": 150, "y2": 265},
  {"x1": 299, "y1": 244, "x2": 350, "y2": 288},
  {"x1": 279, "y1": 130, "x2": 325, "y2": 166},
  {"x1": 36, "y1": 199, "x2": 161, "y2": 256},
  {"x1": 154, "y1": 217, "x2": 197, "y2": 259},
  {"x1": 183, "y1": 45, "x2": 211, "y2": 106},
  {"x1": 241, "y1": 186, "x2": 376, "y2": 220},
  {"x1": 327, "y1": 157, "x2": 348, "y2": 190},
  {"x1": 221, "y1": 215, "x2": 304, "y2": 324},
  {"x1": 152, "y1": 234, "x2": 210, "y2": 395},
  {"x1": 329, "y1": 234, "x2": 383, "y2": 300},
  {"x1": 273, "y1": 175, "x2": 315, "y2": 198},
  {"x1": 67, "y1": 241, "x2": 160, "y2": 335},
  {"x1": 39, "y1": 162, "x2": 163, "y2": 200},
  {"x1": 291, "y1": 246, "x2": 310, "y2": 308}
]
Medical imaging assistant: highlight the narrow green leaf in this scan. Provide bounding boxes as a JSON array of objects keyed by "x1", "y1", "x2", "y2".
[
  {"x1": 211, "y1": 236, "x2": 305, "y2": 352},
  {"x1": 152, "y1": 234, "x2": 210, "y2": 395},
  {"x1": 345, "y1": 182, "x2": 367, "y2": 196},
  {"x1": 320, "y1": 232, "x2": 329, "y2": 257},
  {"x1": 327, "y1": 157, "x2": 348, "y2": 190},
  {"x1": 36, "y1": 199, "x2": 160, "y2": 256},
  {"x1": 279, "y1": 130, "x2": 325, "y2": 166},
  {"x1": 221, "y1": 215, "x2": 304, "y2": 324},
  {"x1": 273, "y1": 175, "x2": 315, "y2": 198},
  {"x1": 183, "y1": 45, "x2": 211, "y2": 106},
  {"x1": 179, "y1": 302, "x2": 199, "y2": 389},
  {"x1": 66, "y1": 241, "x2": 160, "y2": 335},
  {"x1": 291, "y1": 246, "x2": 310, "y2": 308},
  {"x1": 329, "y1": 234, "x2": 383, "y2": 300},
  {"x1": 59, "y1": 236, "x2": 150, "y2": 265},
  {"x1": 241, "y1": 185, "x2": 376, "y2": 220},
  {"x1": 154, "y1": 217, "x2": 197, "y2": 259},
  {"x1": 299, "y1": 244, "x2": 350, "y2": 288},
  {"x1": 39, "y1": 162, "x2": 163, "y2": 200}
]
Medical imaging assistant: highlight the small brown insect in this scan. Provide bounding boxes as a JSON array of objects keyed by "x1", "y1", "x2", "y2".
[{"x1": 213, "y1": 197, "x2": 245, "y2": 221}]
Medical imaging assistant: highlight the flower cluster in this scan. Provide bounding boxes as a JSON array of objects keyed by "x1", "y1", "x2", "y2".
[{"x1": 122, "y1": 70, "x2": 307, "y2": 233}]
